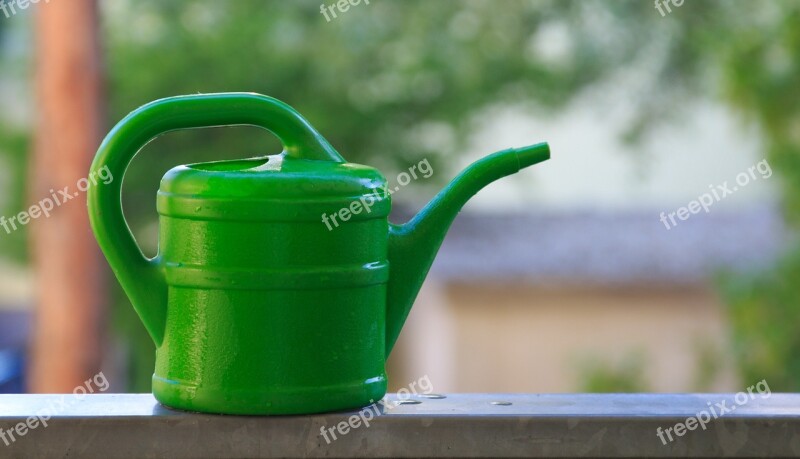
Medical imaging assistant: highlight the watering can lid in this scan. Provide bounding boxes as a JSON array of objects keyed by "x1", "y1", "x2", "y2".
[{"x1": 157, "y1": 153, "x2": 391, "y2": 221}]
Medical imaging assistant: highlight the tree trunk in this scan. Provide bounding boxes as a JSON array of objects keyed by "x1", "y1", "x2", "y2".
[{"x1": 28, "y1": 0, "x2": 105, "y2": 392}]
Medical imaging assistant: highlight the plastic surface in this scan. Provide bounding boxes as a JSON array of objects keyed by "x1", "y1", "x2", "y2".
[{"x1": 87, "y1": 92, "x2": 550, "y2": 415}]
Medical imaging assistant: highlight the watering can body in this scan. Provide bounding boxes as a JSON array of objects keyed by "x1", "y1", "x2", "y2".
[
  {"x1": 153, "y1": 157, "x2": 392, "y2": 414},
  {"x1": 88, "y1": 93, "x2": 549, "y2": 415}
]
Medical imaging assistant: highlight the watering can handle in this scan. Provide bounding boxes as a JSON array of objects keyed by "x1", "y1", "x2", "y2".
[{"x1": 87, "y1": 93, "x2": 344, "y2": 345}]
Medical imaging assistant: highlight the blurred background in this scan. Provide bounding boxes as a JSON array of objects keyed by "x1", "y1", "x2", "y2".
[{"x1": 0, "y1": 0, "x2": 797, "y2": 394}]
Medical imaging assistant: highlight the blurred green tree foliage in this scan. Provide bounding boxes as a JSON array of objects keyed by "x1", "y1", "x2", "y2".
[
  {"x1": 1, "y1": 0, "x2": 799, "y2": 390},
  {"x1": 705, "y1": 3, "x2": 800, "y2": 391},
  {"x1": 578, "y1": 351, "x2": 648, "y2": 393},
  {"x1": 0, "y1": 18, "x2": 31, "y2": 262}
]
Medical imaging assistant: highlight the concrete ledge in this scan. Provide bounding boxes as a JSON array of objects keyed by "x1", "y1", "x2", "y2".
[{"x1": 1, "y1": 393, "x2": 799, "y2": 458}]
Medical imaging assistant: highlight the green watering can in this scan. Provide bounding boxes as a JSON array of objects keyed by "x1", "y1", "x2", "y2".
[{"x1": 88, "y1": 93, "x2": 549, "y2": 415}]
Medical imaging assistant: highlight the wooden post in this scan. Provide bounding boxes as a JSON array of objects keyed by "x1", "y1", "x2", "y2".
[{"x1": 28, "y1": 0, "x2": 105, "y2": 392}]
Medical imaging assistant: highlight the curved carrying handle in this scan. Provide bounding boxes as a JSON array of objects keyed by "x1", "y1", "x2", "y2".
[{"x1": 87, "y1": 93, "x2": 343, "y2": 346}]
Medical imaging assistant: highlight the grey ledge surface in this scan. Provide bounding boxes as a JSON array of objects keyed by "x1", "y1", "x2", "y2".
[{"x1": 1, "y1": 393, "x2": 799, "y2": 458}]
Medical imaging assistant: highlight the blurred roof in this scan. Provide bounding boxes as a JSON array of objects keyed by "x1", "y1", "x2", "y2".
[{"x1": 426, "y1": 206, "x2": 787, "y2": 286}]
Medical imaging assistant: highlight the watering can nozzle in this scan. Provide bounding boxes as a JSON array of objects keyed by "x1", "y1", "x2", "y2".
[{"x1": 513, "y1": 142, "x2": 550, "y2": 170}]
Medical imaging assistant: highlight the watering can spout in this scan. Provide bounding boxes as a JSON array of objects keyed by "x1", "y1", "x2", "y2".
[{"x1": 385, "y1": 142, "x2": 550, "y2": 354}]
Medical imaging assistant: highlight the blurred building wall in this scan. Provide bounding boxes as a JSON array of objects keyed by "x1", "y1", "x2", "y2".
[
  {"x1": 386, "y1": 207, "x2": 783, "y2": 393},
  {"x1": 389, "y1": 281, "x2": 736, "y2": 393}
]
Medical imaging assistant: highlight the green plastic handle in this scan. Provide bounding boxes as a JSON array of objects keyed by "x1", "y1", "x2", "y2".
[{"x1": 87, "y1": 93, "x2": 344, "y2": 345}]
